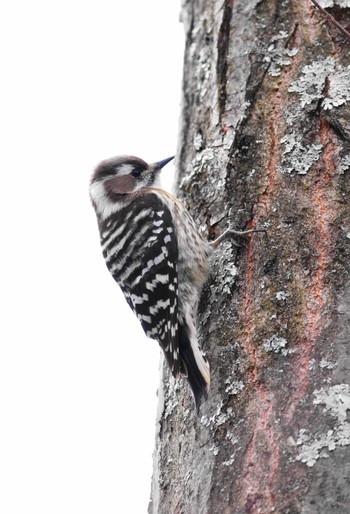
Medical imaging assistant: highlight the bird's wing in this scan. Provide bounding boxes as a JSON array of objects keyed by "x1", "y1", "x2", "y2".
[{"x1": 117, "y1": 192, "x2": 183, "y2": 378}]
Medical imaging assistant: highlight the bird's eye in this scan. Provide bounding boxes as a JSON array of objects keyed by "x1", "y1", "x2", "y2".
[{"x1": 131, "y1": 168, "x2": 142, "y2": 178}]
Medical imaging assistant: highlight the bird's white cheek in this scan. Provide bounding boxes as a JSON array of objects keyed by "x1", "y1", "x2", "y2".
[
  {"x1": 89, "y1": 180, "x2": 123, "y2": 219},
  {"x1": 89, "y1": 180, "x2": 107, "y2": 207}
]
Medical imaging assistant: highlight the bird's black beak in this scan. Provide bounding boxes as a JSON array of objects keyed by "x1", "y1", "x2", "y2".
[{"x1": 154, "y1": 156, "x2": 175, "y2": 170}]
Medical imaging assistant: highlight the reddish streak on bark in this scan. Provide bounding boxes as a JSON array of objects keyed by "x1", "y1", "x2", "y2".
[
  {"x1": 284, "y1": 117, "x2": 336, "y2": 422},
  {"x1": 239, "y1": 100, "x2": 281, "y2": 513},
  {"x1": 241, "y1": 223, "x2": 256, "y2": 378},
  {"x1": 241, "y1": 386, "x2": 280, "y2": 513}
]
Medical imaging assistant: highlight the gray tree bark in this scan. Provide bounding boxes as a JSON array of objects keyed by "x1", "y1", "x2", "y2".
[{"x1": 149, "y1": 1, "x2": 350, "y2": 513}]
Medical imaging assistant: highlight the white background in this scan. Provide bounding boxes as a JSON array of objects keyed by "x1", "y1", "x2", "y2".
[{"x1": 0, "y1": 1, "x2": 183, "y2": 512}]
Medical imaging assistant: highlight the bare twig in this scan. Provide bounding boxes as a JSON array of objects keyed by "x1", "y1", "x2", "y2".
[{"x1": 310, "y1": 0, "x2": 350, "y2": 42}]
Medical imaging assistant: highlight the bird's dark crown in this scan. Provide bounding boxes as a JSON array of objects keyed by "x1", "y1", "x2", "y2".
[{"x1": 91, "y1": 155, "x2": 149, "y2": 183}]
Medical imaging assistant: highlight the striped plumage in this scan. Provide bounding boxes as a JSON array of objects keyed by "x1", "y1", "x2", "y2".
[{"x1": 89, "y1": 155, "x2": 211, "y2": 408}]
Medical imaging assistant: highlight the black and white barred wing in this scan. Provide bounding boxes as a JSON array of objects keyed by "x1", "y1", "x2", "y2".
[{"x1": 105, "y1": 193, "x2": 182, "y2": 378}]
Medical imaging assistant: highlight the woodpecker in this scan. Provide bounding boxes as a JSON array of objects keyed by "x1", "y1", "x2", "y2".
[{"x1": 89, "y1": 155, "x2": 261, "y2": 408}]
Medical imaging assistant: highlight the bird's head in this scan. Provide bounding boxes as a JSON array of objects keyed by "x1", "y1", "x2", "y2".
[{"x1": 89, "y1": 155, "x2": 174, "y2": 218}]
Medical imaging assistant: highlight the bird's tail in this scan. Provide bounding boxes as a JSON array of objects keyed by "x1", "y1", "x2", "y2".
[{"x1": 178, "y1": 323, "x2": 210, "y2": 410}]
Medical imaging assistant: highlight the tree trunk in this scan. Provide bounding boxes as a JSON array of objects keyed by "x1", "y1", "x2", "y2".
[{"x1": 149, "y1": 1, "x2": 350, "y2": 513}]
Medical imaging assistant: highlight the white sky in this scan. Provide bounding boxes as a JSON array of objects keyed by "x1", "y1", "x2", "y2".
[{"x1": 0, "y1": 2, "x2": 183, "y2": 512}]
